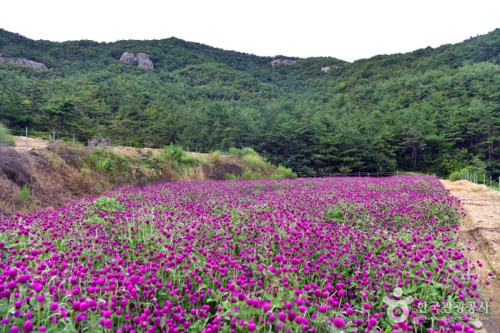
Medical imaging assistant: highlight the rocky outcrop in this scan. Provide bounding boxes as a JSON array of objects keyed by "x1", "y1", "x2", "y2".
[
  {"x1": 321, "y1": 65, "x2": 342, "y2": 73},
  {"x1": 0, "y1": 55, "x2": 47, "y2": 70},
  {"x1": 119, "y1": 52, "x2": 138, "y2": 65},
  {"x1": 119, "y1": 52, "x2": 154, "y2": 69},
  {"x1": 271, "y1": 59, "x2": 297, "y2": 67},
  {"x1": 136, "y1": 53, "x2": 154, "y2": 69}
]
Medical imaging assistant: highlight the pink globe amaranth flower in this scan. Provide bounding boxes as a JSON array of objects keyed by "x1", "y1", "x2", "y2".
[
  {"x1": 248, "y1": 321, "x2": 256, "y2": 331},
  {"x1": 23, "y1": 320, "x2": 33, "y2": 333},
  {"x1": 363, "y1": 302, "x2": 372, "y2": 310},
  {"x1": 333, "y1": 317, "x2": 345, "y2": 329},
  {"x1": 9, "y1": 326, "x2": 19, "y2": 333},
  {"x1": 278, "y1": 312, "x2": 287, "y2": 322},
  {"x1": 49, "y1": 302, "x2": 58, "y2": 311},
  {"x1": 318, "y1": 305, "x2": 327, "y2": 313}
]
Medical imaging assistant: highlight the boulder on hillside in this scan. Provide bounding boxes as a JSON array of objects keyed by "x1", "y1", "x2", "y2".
[
  {"x1": 119, "y1": 52, "x2": 154, "y2": 69},
  {"x1": 271, "y1": 59, "x2": 297, "y2": 67},
  {"x1": 119, "y1": 52, "x2": 138, "y2": 65},
  {"x1": 136, "y1": 53, "x2": 154, "y2": 69},
  {"x1": 0, "y1": 55, "x2": 47, "y2": 70},
  {"x1": 321, "y1": 65, "x2": 342, "y2": 73}
]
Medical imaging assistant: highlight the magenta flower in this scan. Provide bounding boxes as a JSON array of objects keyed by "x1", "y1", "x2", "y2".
[{"x1": 333, "y1": 317, "x2": 345, "y2": 329}]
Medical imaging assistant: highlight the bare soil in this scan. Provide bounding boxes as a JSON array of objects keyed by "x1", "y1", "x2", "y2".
[{"x1": 441, "y1": 180, "x2": 500, "y2": 333}]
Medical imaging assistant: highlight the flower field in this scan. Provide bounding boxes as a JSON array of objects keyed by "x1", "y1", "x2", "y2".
[{"x1": 0, "y1": 176, "x2": 493, "y2": 332}]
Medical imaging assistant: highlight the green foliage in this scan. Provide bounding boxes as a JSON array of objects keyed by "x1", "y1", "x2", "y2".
[
  {"x1": 85, "y1": 215, "x2": 107, "y2": 227},
  {"x1": 241, "y1": 170, "x2": 253, "y2": 179},
  {"x1": 449, "y1": 171, "x2": 462, "y2": 181},
  {"x1": 93, "y1": 196, "x2": 125, "y2": 212},
  {"x1": 270, "y1": 165, "x2": 298, "y2": 179},
  {"x1": 243, "y1": 154, "x2": 267, "y2": 171},
  {"x1": 180, "y1": 155, "x2": 198, "y2": 165},
  {"x1": 224, "y1": 172, "x2": 238, "y2": 180},
  {"x1": 241, "y1": 170, "x2": 263, "y2": 180},
  {"x1": 161, "y1": 144, "x2": 184, "y2": 163},
  {"x1": 229, "y1": 147, "x2": 244, "y2": 157},
  {"x1": 90, "y1": 148, "x2": 128, "y2": 174},
  {"x1": 0, "y1": 122, "x2": 14, "y2": 146},
  {"x1": 18, "y1": 185, "x2": 30, "y2": 203}
]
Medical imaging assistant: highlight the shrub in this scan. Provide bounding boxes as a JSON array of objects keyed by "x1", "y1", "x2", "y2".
[
  {"x1": 270, "y1": 165, "x2": 298, "y2": 179},
  {"x1": 225, "y1": 172, "x2": 238, "y2": 180},
  {"x1": 449, "y1": 171, "x2": 462, "y2": 181},
  {"x1": 180, "y1": 155, "x2": 198, "y2": 165},
  {"x1": 229, "y1": 147, "x2": 244, "y2": 157},
  {"x1": 161, "y1": 144, "x2": 183, "y2": 163},
  {"x1": 90, "y1": 148, "x2": 128, "y2": 174},
  {"x1": 18, "y1": 185, "x2": 30, "y2": 204},
  {"x1": 242, "y1": 147, "x2": 258, "y2": 156}
]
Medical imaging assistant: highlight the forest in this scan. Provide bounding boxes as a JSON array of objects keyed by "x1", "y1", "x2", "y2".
[{"x1": 0, "y1": 28, "x2": 499, "y2": 177}]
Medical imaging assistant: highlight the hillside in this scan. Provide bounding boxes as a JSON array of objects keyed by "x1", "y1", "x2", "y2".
[
  {"x1": 0, "y1": 140, "x2": 295, "y2": 215},
  {"x1": 0, "y1": 28, "x2": 499, "y2": 176}
]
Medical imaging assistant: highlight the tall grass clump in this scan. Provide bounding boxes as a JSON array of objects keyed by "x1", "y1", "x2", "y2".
[
  {"x1": 229, "y1": 147, "x2": 244, "y2": 157},
  {"x1": 89, "y1": 147, "x2": 128, "y2": 174},
  {"x1": 160, "y1": 144, "x2": 200, "y2": 174},
  {"x1": 243, "y1": 151, "x2": 268, "y2": 171}
]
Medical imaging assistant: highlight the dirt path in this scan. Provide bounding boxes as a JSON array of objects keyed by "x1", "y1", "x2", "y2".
[{"x1": 441, "y1": 180, "x2": 500, "y2": 333}]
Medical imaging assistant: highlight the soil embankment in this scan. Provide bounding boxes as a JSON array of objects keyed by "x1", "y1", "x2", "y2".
[
  {"x1": 442, "y1": 180, "x2": 500, "y2": 333},
  {"x1": 1, "y1": 138, "x2": 277, "y2": 215}
]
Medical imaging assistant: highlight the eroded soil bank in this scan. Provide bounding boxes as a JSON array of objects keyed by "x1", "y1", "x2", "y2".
[{"x1": 442, "y1": 180, "x2": 500, "y2": 333}]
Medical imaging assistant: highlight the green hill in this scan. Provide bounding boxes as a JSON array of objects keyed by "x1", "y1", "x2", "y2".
[{"x1": 1, "y1": 28, "x2": 499, "y2": 176}]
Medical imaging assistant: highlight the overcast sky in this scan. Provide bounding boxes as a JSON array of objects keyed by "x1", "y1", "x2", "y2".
[{"x1": 1, "y1": 0, "x2": 499, "y2": 62}]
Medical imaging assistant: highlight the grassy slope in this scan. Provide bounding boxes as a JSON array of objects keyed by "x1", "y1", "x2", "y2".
[{"x1": 0, "y1": 141, "x2": 291, "y2": 216}]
